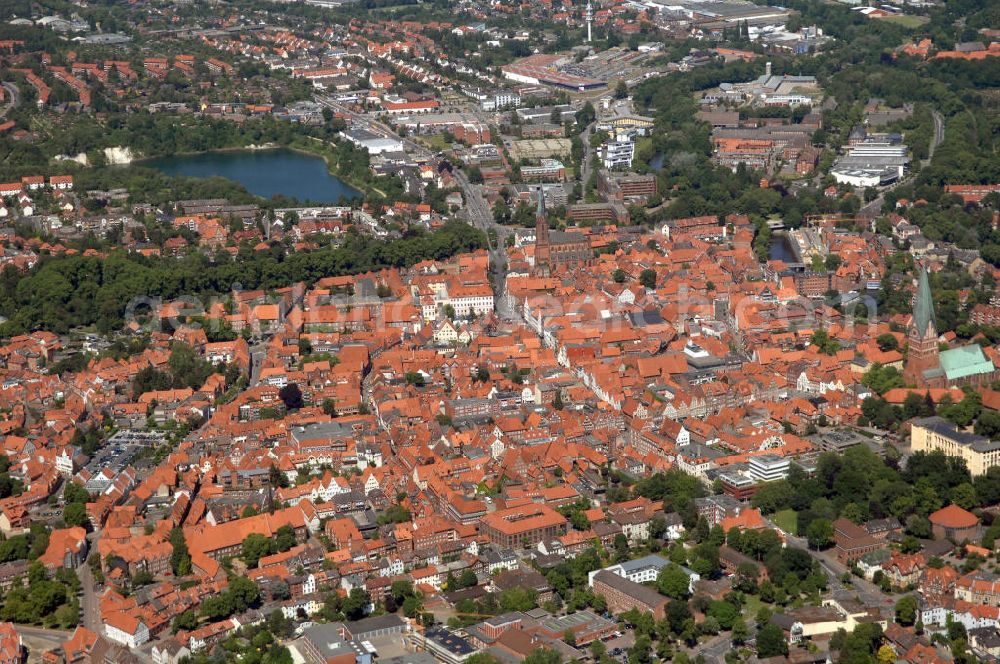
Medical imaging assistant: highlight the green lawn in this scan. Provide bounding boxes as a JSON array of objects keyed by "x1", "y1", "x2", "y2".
[
  {"x1": 742, "y1": 593, "x2": 765, "y2": 621},
  {"x1": 415, "y1": 134, "x2": 450, "y2": 151},
  {"x1": 772, "y1": 509, "x2": 798, "y2": 535},
  {"x1": 876, "y1": 14, "x2": 929, "y2": 28}
]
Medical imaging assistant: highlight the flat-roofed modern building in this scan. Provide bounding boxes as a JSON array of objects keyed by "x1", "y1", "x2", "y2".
[
  {"x1": 747, "y1": 454, "x2": 790, "y2": 483},
  {"x1": 414, "y1": 627, "x2": 477, "y2": 664}
]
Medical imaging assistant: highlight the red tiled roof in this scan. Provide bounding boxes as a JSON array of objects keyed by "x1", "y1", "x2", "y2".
[{"x1": 929, "y1": 504, "x2": 977, "y2": 529}]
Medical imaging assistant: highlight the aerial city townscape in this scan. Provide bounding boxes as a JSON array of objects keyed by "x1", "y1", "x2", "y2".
[{"x1": 0, "y1": 0, "x2": 999, "y2": 663}]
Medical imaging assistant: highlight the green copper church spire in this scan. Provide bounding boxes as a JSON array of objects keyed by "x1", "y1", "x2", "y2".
[{"x1": 913, "y1": 267, "x2": 936, "y2": 338}]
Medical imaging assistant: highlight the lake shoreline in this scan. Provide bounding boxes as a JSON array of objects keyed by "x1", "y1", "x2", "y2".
[
  {"x1": 131, "y1": 142, "x2": 282, "y2": 165},
  {"x1": 141, "y1": 145, "x2": 363, "y2": 204}
]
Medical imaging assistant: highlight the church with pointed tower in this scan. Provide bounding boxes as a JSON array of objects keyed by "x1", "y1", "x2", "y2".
[
  {"x1": 532, "y1": 190, "x2": 591, "y2": 276},
  {"x1": 905, "y1": 268, "x2": 999, "y2": 388}
]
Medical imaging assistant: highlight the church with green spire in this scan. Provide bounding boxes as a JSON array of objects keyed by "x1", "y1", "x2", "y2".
[{"x1": 904, "y1": 268, "x2": 998, "y2": 388}]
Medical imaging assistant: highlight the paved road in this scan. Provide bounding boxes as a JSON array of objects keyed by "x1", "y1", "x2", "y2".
[
  {"x1": 17, "y1": 625, "x2": 71, "y2": 663},
  {"x1": 928, "y1": 109, "x2": 944, "y2": 162},
  {"x1": 250, "y1": 342, "x2": 266, "y2": 386},
  {"x1": 317, "y1": 93, "x2": 516, "y2": 320},
  {"x1": 697, "y1": 633, "x2": 734, "y2": 663},
  {"x1": 451, "y1": 169, "x2": 513, "y2": 318},
  {"x1": 780, "y1": 530, "x2": 891, "y2": 611},
  {"x1": 0, "y1": 82, "x2": 19, "y2": 119},
  {"x1": 78, "y1": 539, "x2": 101, "y2": 633},
  {"x1": 579, "y1": 120, "x2": 597, "y2": 187}
]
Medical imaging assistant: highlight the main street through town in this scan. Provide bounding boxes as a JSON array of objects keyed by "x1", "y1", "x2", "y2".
[
  {"x1": 0, "y1": 83, "x2": 18, "y2": 119},
  {"x1": 315, "y1": 93, "x2": 516, "y2": 319}
]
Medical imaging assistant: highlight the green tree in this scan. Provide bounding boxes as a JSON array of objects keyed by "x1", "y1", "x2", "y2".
[
  {"x1": 806, "y1": 518, "x2": 834, "y2": 550},
  {"x1": 862, "y1": 364, "x2": 904, "y2": 395},
  {"x1": 810, "y1": 329, "x2": 840, "y2": 355},
  {"x1": 639, "y1": 269, "x2": 657, "y2": 290},
  {"x1": 228, "y1": 576, "x2": 260, "y2": 612},
  {"x1": 706, "y1": 600, "x2": 739, "y2": 630},
  {"x1": 499, "y1": 586, "x2": 538, "y2": 612},
  {"x1": 467, "y1": 655, "x2": 502, "y2": 664},
  {"x1": 756, "y1": 623, "x2": 789, "y2": 658},
  {"x1": 172, "y1": 609, "x2": 198, "y2": 633},
  {"x1": 732, "y1": 617, "x2": 749, "y2": 644},
  {"x1": 274, "y1": 525, "x2": 297, "y2": 552},
  {"x1": 523, "y1": 648, "x2": 562, "y2": 664},
  {"x1": 456, "y1": 569, "x2": 478, "y2": 589},
  {"x1": 657, "y1": 564, "x2": 691, "y2": 599},
  {"x1": 376, "y1": 505, "x2": 412, "y2": 525},
  {"x1": 876, "y1": 333, "x2": 899, "y2": 352},
  {"x1": 63, "y1": 482, "x2": 90, "y2": 505},
  {"x1": 63, "y1": 502, "x2": 89, "y2": 528},
  {"x1": 278, "y1": 383, "x2": 304, "y2": 410},
  {"x1": 242, "y1": 533, "x2": 274, "y2": 568},
  {"x1": 950, "y1": 483, "x2": 978, "y2": 510},
  {"x1": 628, "y1": 634, "x2": 652, "y2": 664},
  {"x1": 170, "y1": 528, "x2": 192, "y2": 577},
  {"x1": 343, "y1": 587, "x2": 371, "y2": 621},
  {"x1": 895, "y1": 595, "x2": 918, "y2": 626}
]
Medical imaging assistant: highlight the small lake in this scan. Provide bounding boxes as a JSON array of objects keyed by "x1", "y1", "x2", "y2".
[{"x1": 143, "y1": 148, "x2": 361, "y2": 203}]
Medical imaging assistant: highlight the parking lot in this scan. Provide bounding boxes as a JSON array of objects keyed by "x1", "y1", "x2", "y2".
[
  {"x1": 83, "y1": 430, "x2": 166, "y2": 489},
  {"x1": 602, "y1": 629, "x2": 635, "y2": 660}
]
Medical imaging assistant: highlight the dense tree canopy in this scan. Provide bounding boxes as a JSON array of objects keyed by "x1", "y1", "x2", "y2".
[{"x1": 0, "y1": 220, "x2": 485, "y2": 336}]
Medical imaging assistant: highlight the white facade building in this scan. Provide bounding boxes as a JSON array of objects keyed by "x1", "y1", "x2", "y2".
[
  {"x1": 600, "y1": 138, "x2": 635, "y2": 169},
  {"x1": 104, "y1": 614, "x2": 150, "y2": 649}
]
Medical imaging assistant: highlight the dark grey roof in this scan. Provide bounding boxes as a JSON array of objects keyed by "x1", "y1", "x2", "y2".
[
  {"x1": 913, "y1": 416, "x2": 1000, "y2": 453},
  {"x1": 592, "y1": 570, "x2": 666, "y2": 608},
  {"x1": 343, "y1": 614, "x2": 406, "y2": 638},
  {"x1": 424, "y1": 627, "x2": 477, "y2": 656},
  {"x1": 627, "y1": 310, "x2": 665, "y2": 327}
]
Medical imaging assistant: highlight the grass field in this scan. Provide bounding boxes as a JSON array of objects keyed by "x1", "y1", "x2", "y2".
[
  {"x1": 772, "y1": 509, "x2": 798, "y2": 535},
  {"x1": 742, "y1": 593, "x2": 765, "y2": 622},
  {"x1": 876, "y1": 14, "x2": 930, "y2": 28},
  {"x1": 415, "y1": 134, "x2": 451, "y2": 151}
]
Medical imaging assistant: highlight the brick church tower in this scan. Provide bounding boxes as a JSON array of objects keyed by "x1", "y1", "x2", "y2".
[
  {"x1": 534, "y1": 190, "x2": 550, "y2": 277},
  {"x1": 904, "y1": 268, "x2": 940, "y2": 386}
]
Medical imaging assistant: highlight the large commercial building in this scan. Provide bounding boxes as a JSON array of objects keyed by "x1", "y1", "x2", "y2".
[
  {"x1": 747, "y1": 454, "x2": 790, "y2": 482},
  {"x1": 340, "y1": 129, "x2": 404, "y2": 155},
  {"x1": 591, "y1": 570, "x2": 669, "y2": 620},
  {"x1": 833, "y1": 518, "x2": 883, "y2": 563},
  {"x1": 479, "y1": 503, "x2": 567, "y2": 548},
  {"x1": 598, "y1": 170, "x2": 657, "y2": 202},
  {"x1": 911, "y1": 417, "x2": 1000, "y2": 476},
  {"x1": 502, "y1": 54, "x2": 606, "y2": 92},
  {"x1": 831, "y1": 142, "x2": 909, "y2": 187},
  {"x1": 600, "y1": 138, "x2": 635, "y2": 169},
  {"x1": 588, "y1": 554, "x2": 700, "y2": 592}
]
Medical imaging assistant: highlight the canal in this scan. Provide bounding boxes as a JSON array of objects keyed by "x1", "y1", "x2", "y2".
[{"x1": 768, "y1": 233, "x2": 800, "y2": 263}]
